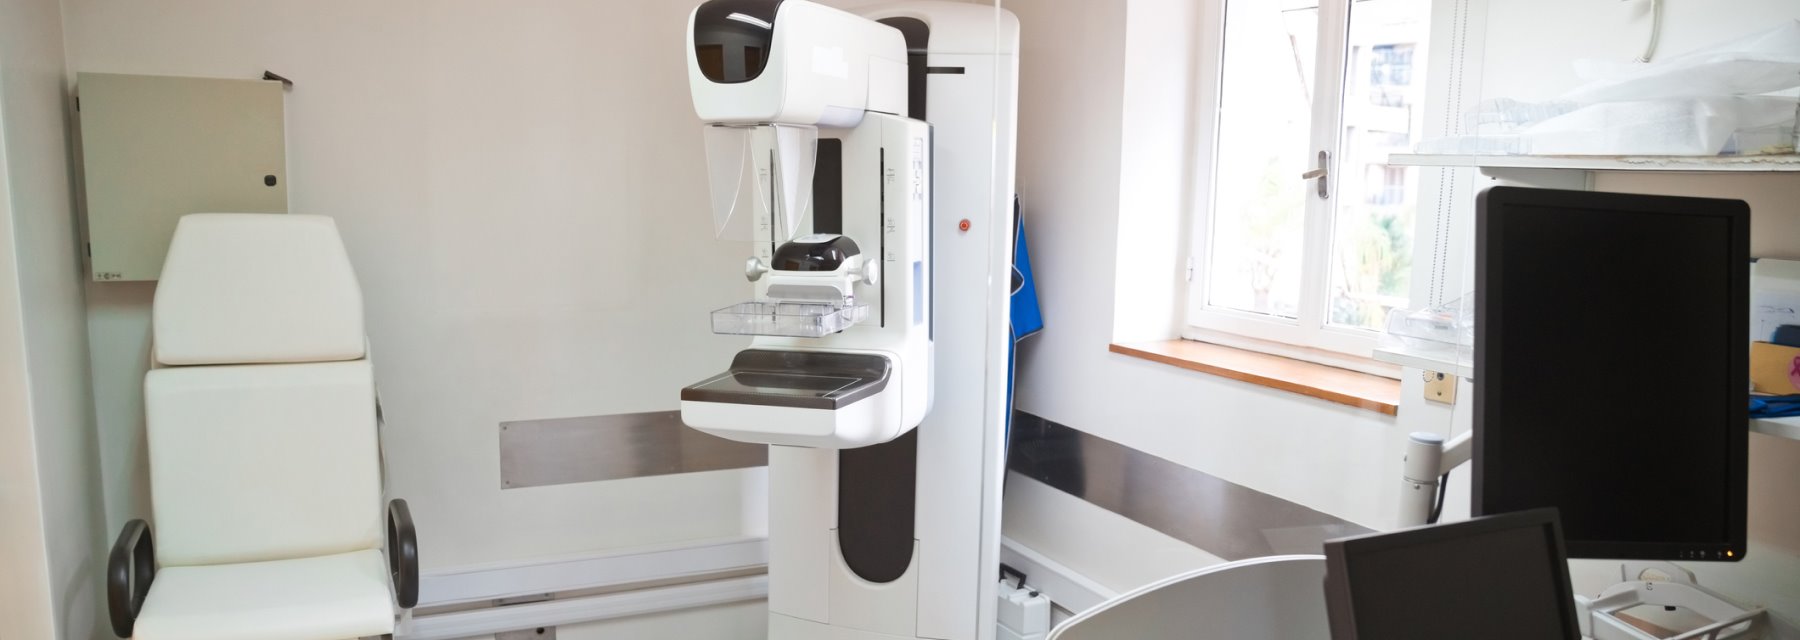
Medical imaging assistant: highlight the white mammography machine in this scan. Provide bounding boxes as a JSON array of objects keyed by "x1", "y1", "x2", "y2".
[{"x1": 679, "y1": 1, "x2": 1019, "y2": 638}]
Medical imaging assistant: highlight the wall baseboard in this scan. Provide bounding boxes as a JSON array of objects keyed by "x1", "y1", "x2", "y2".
[
  {"x1": 399, "y1": 537, "x2": 770, "y2": 639},
  {"x1": 397, "y1": 535, "x2": 1112, "y2": 638},
  {"x1": 415, "y1": 536, "x2": 768, "y2": 608},
  {"x1": 400, "y1": 575, "x2": 767, "y2": 639}
]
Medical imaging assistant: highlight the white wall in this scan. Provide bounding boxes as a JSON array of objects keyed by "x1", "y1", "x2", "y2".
[
  {"x1": 0, "y1": 72, "x2": 62, "y2": 640},
  {"x1": 60, "y1": 0, "x2": 766, "y2": 571},
  {"x1": 1004, "y1": 0, "x2": 1407, "y2": 595},
  {"x1": 0, "y1": 0, "x2": 108, "y2": 636}
]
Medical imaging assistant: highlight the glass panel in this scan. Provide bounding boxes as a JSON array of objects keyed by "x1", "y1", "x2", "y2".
[
  {"x1": 1326, "y1": 0, "x2": 1429, "y2": 330},
  {"x1": 703, "y1": 124, "x2": 755, "y2": 241},
  {"x1": 1207, "y1": 0, "x2": 1320, "y2": 320},
  {"x1": 702, "y1": 124, "x2": 817, "y2": 243},
  {"x1": 769, "y1": 124, "x2": 818, "y2": 241}
]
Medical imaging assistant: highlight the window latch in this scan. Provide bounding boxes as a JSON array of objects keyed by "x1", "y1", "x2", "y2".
[{"x1": 1301, "y1": 150, "x2": 1330, "y2": 199}]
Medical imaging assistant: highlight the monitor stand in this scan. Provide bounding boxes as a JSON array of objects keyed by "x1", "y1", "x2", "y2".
[{"x1": 1576, "y1": 562, "x2": 1796, "y2": 640}]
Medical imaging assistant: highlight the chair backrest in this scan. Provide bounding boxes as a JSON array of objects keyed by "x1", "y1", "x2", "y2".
[
  {"x1": 1048, "y1": 555, "x2": 1331, "y2": 640},
  {"x1": 153, "y1": 213, "x2": 365, "y2": 365},
  {"x1": 145, "y1": 214, "x2": 381, "y2": 567}
]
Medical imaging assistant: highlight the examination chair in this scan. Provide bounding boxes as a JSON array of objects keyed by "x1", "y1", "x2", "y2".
[
  {"x1": 1047, "y1": 555, "x2": 1329, "y2": 640},
  {"x1": 108, "y1": 214, "x2": 418, "y2": 640}
]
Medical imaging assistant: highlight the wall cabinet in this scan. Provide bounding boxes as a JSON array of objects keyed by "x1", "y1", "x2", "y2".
[{"x1": 78, "y1": 72, "x2": 287, "y2": 281}]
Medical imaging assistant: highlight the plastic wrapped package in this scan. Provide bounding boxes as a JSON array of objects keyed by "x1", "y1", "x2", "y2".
[
  {"x1": 1730, "y1": 111, "x2": 1800, "y2": 156},
  {"x1": 1415, "y1": 21, "x2": 1800, "y2": 157},
  {"x1": 1377, "y1": 296, "x2": 1474, "y2": 372},
  {"x1": 1414, "y1": 133, "x2": 1527, "y2": 155},
  {"x1": 1419, "y1": 96, "x2": 1797, "y2": 156},
  {"x1": 1416, "y1": 99, "x2": 1578, "y2": 154},
  {"x1": 1517, "y1": 96, "x2": 1797, "y2": 156},
  {"x1": 1566, "y1": 20, "x2": 1800, "y2": 103},
  {"x1": 1467, "y1": 98, "x2": 1580, "y2": 129},
  {"x1": 1382, "y1": 298, "x2": 1472, "y2": 349}
]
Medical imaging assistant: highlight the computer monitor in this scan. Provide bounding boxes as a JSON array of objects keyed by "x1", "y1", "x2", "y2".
[
  {"x1": 1474, "y1": 186, "x2": 1749, "y2": 561},
  {"x1": 1323, "y1": 508, "x2": 1581, "y2": 640}
]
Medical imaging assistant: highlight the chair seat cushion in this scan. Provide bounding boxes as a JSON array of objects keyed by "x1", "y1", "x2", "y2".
[
  {"x1": 134, "y1": 549, "x2": 393, "y2": 640},
  {"x1": 145, "y1": 359, "x2": 382, "y2": 566}
]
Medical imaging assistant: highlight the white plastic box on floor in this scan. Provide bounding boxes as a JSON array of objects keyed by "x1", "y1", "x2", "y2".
[{"x1": 996, "y1": 581, "x2": 1051, "y2": 640}]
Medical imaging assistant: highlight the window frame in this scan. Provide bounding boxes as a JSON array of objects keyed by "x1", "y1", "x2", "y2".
[{"x1": 1184, "y1": 0, "x2": 1422, "y2": 366}]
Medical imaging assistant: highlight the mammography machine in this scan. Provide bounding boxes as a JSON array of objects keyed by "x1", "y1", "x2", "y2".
[{"x1": 678, "y1": 1, "x2": 1019, "y2": 638}]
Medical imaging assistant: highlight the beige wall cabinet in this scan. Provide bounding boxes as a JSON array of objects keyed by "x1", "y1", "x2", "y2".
[{"x1": 78, "y1": 72, "x2": 287, "y2": 281}]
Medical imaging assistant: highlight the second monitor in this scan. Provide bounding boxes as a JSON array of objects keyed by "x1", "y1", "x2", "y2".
[
  {"x1": 1323, "y1": 508, "x2": 1582, "y2": 640},
  {"x1": 1474, "y1": 186, "x2": 1750, "y2": 561}
]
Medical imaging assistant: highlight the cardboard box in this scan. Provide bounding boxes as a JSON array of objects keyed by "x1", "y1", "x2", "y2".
[{"x1": 1751, "y1": 341, "x2": 1800, "y2": 395}]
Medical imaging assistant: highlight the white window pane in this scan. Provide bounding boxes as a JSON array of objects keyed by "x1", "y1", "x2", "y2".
[
  {"x1": 1327, "y1": 0, "x2": 1428, "y2": 331},
  {"x1": 1207, "y1": 0, "x2": 1318, "y2": 320}
]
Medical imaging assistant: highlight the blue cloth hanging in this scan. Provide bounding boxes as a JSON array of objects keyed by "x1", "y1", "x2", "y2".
[
  {"x1": 1010, "y1": 199, "x2": 1045, "y2": 342},
  {"x1": 1006, "y1": 197, "x2": 1044, "y2": 449},
  {"x1": 1750, "y1": 394, "x2": 1800, "y2": 419}
]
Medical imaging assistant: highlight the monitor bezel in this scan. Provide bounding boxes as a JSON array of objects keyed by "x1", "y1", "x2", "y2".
[
  {"x1": 1473, "y1": 186, "x2": 1750, "y2": 561},
  {"x1": 1322, "y1": 508, "x2": 1581, "y2": 640}
]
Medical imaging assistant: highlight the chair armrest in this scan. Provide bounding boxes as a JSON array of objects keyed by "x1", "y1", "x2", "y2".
[
  {"x1": 387, "y1": 499, "x2": 419, "y2": 609},
  {"x1": 108, "y1": 519, "x2": 155, "y2": 638}
]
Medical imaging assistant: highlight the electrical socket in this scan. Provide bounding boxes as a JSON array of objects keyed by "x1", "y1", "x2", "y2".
[{"x1": 1424, "y1": 371, "x2": 1457, "y2": 404}]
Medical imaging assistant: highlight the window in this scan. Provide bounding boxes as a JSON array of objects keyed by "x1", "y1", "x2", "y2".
[{"x1": 1189, "y1": 0, "x2": 1430, "y2": 360}]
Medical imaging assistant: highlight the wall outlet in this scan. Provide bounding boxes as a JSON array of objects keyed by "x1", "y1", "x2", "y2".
[{"x1": 1424, "y1": 371, "x2": 1457, "y2": 404}]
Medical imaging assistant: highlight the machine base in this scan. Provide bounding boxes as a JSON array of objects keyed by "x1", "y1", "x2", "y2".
[{"x1": 771, "y1": 612, "x2": 924, "y2": 640}]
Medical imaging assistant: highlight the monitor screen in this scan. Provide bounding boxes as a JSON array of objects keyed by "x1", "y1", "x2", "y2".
[
  {"x1": 1323, "y1": 509, "x2": 1580, "y2": 640},
  {"x1": 1474, "y1": 187, "x2": 1749, "y2": 561}
]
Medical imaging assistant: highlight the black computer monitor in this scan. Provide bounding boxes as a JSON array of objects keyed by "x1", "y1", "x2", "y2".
[
  {"x1": 1474, "y1": 186, "x2": 1749, "y2": 561},
  {"x1": 1323, "y1": 508, "x2": 1581, "y2": 640}
]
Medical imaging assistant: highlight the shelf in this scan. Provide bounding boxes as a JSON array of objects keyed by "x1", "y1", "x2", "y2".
[
  {"x1": 1388, "y1": 153, "x2": 1800, "y2": 172},
  {"x1": 1371, "y1": 345, "x2": 1474, "y2": 379},
  {"x1": 1751, "y1": 416, "x2": 1800, "y2": 442}
]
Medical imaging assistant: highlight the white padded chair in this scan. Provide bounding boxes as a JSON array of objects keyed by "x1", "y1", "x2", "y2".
[
  {"x1": 1047, "y1": 555, "x2": 1331, "y2": 640},
  {"x1": 108, "y1": 214, "x2": 418, "y2": 640}
]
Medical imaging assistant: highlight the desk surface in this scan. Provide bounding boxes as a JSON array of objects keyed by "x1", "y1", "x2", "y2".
[{"x1": 1751, "y1": 416, "x2": 1800, "y2": 441}]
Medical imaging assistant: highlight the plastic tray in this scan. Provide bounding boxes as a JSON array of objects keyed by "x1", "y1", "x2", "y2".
[{"x1": 711, "y1": 301, "x2": 868, "y2": 338}]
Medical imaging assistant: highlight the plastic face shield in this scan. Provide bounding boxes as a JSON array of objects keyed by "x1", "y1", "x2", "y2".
[{"x1": 703, "y1": 124, "x2": 818, "y2": 243}]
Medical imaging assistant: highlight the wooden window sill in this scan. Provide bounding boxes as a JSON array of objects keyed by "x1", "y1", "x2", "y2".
[{"x1": 1110, "y1": 340, "x2": 1401, "y2": 416}]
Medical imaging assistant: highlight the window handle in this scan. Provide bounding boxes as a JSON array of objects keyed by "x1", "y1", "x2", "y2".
[{"x1": 1301, "y1": 150, "x2": 1330, "y2": 199}]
